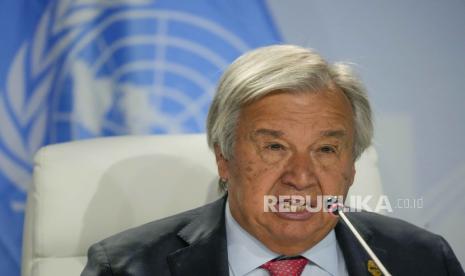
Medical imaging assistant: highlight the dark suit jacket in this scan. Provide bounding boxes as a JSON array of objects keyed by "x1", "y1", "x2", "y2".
[{"x1": 82, "y1": 196, "x2": 464, "y2": 276}]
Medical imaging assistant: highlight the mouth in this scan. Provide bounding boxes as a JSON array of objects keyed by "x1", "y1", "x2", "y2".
[
  {"x1": 273, "y1": 196, "x2": 318, "y2": 221},
  {"x1": 278, "y1": 199, "x2": 312, "y2": 212}
]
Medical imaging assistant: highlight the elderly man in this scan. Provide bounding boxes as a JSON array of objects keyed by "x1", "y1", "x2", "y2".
[{"x1": 82, "y1": 45, "x2": 463, "y2": 276}]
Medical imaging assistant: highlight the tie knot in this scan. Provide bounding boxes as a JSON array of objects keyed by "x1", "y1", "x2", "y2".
[{"x1": 260, "y1": 256, "x2": 309, "y2": 276}]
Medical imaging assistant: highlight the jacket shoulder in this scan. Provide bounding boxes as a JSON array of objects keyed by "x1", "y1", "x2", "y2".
[
  {"x1": 348, "y1": 211, "x2": 434, "y2": 242},
  {"x1": 82, "y1": 200, "x2": 219, "y2": 275},
  {"x1": 99, "y1": 203, "x2": 202, "y2": 249},
  {"x1": 346, "y1": 211, "x2": 464, "y2": 275}
]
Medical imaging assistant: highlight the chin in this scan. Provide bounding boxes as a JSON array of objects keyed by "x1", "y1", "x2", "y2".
[
  {"x1": 264, "y1": 228, "x2": 321, "y2": 256},
  {"x1": 267, "y1": 217, "x2": 334, "y2": 250},
  {"x1": 281, "y1": 225, "x2": 323, "y2": 241}
]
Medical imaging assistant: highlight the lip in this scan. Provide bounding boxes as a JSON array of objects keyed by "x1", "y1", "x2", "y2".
[
  {"x1": 272, "y1": 201, "x2": 317, "y2": 221},
  {"x1": 276, "y1": 195, "x2": 319, "y2": 205},
  {"x1": 274, "y1": 209, "x2": 315, "y2": 221}
]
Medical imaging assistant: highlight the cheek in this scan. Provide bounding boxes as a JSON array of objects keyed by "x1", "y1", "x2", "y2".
[
  {"x1": 229, "y1": 158, "x2": 284, "y2": 203},
  {"x1": 317, "y1": 162, "x2": 354, "y2": 193},
  {"x1": 238, "y1": 155, "x2": 279, "y2": 183}
]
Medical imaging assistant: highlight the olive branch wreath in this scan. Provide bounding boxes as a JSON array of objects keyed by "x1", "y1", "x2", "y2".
[{"x1": 0, "y1": 0, "x2": 148, "y2": 196}]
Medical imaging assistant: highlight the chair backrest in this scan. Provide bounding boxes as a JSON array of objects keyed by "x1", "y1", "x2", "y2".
[{"x1": 21, "y1": 134, "x2": 383, "y2": 276}]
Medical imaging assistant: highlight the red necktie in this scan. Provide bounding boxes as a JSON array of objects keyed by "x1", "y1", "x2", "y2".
[{"x1": 260, "y1": 256, "x2": 309, "y2": 276}]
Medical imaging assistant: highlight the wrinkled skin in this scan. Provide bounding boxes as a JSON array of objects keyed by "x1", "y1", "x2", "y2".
[{"x1": 215, "y1": 89, "x2": 356, "y2": 255}]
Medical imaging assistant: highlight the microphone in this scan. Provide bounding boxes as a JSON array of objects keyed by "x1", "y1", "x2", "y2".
[{"x1": 327, "y1": 197, "x2": 392, "y2": 276}]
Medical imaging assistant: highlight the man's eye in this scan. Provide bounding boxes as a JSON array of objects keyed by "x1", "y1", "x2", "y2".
[
  {"x1": 266, "y1": 143, "x2": 285, "y2": 151},
  {"x1": 319, "y1": 145, "x2": 336, "y2": 153}
]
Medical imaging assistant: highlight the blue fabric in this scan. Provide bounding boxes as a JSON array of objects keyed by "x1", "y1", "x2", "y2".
[{"x1": 0, "y1": 0, "x2": 281, "y2": 274}]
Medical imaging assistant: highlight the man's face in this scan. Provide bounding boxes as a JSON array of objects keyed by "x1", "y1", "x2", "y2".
[{"x1": 216, "y1": 90, "x2": 356, "y2": 255}]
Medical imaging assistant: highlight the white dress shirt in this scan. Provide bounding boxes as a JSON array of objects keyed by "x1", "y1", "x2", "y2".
[{"x1": 225, "y1": 201, "x2": 349, "y2": 276}]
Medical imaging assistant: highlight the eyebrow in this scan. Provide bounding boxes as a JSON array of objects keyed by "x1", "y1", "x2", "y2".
[
  {"x1": 320, "y1": 130, "x2": 347, "y2": 138},
  {"x1": 253, "y1": 128, "x2": 285, "y2": 138},
  {"x1": 252, "y1": 129, "x2": 347, "y2": 139}
]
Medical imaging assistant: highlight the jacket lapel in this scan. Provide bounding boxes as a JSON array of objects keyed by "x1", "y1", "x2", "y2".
[
  {"x1": 167, "y1": 196, "x2": 229, "y2": 276},
  {"x1": 166, "y1": 197, "x2": 390, "y2": 276},
  {"x1": 335, "y1": 212, "x2": 388, "y2": 276}
]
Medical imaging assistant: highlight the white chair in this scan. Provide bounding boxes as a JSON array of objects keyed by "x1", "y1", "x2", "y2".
[{"x1": 21, "y1": 134, "x2": 383, "y2": 276}]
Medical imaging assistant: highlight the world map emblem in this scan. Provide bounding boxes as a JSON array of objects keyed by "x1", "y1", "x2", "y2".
[
  {"x1": 0, "y1": 1, "x2": 281, "y2": 273},
  {"x1": 0, "y1": 1, "x2": 254, "y2": 193}
]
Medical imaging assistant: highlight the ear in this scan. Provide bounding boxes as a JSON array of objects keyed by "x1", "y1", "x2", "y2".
[
  {"x1": 214, "y1": 144, "x2": 230, "y2": 180},
  {"x1": 348, "y1": 163, "x2": 356, "y2": 188}
]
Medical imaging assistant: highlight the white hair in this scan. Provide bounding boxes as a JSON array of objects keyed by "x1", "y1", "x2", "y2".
[{"x1": 207, "y1": 44, "x2": 373, "y2": 171}]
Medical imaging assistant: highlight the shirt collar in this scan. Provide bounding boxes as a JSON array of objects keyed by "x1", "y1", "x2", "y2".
[
  {"x1": 226, "y1": 200, "x2": 278, "y2": 276},
  {"x1": 301, "y1": 229, "x2": 341, "y2": 276},
  {"x1": 225, "y1": 200, "x2": 341, "y2": 276}
]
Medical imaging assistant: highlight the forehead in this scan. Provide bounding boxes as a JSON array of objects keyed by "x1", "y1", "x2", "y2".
[{"x1": 238, "y1": 89, "x2": 354, "y2": 132}]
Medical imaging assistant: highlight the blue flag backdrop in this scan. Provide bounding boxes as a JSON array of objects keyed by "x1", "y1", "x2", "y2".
[{"x1": 0, "y1": 0, "x2": 281, "y2": 274}]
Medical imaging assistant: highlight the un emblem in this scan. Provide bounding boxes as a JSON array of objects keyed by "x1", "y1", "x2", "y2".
[{"x1": 0, "y1": 1, "x2": 250, "y2": 193}]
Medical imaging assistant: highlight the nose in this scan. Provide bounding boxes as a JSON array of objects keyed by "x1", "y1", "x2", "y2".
[{"x1": 281, "y1": 151, "x2": 317, "y2": 190}]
